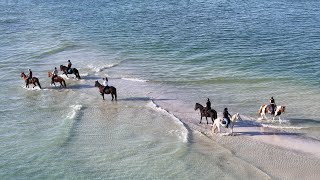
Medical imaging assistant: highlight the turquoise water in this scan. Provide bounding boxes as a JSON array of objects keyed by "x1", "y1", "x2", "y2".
[{"x1": 1, "y1": 0, "x2": 320, "y2": 179}]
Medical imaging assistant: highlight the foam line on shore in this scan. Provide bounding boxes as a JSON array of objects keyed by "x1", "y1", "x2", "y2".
[{"x1": 147, "y1": 100, "x2": 189, "y2": 143}]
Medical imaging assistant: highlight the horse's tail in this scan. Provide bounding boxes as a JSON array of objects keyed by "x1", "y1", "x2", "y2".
[
  {"x1": 211, "y1": 109, "x2": 217, "y2": 119},
  {"x1": 37, "y1": 79, "x2": 42, "y2": 89},
  {"x1": 114, "y1": 87, "x2": 117, "y2": 101},
  {"x1": 258, "y1": 105, "x2": 264, "y2": 115},
  {"x1": 74, "y1": 68, "x2": 81, "y2": 79},
  {"x1": 62, "y1": 79, "x2": 66, "y2": 88}
]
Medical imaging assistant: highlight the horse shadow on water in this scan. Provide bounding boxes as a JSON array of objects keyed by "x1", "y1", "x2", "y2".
[
  {"x1": 212, "y1": 119, "x2": 303, "y2": 137},
  {"x1": 120, "y1": 97, "x2": 176, "y2": 101}
]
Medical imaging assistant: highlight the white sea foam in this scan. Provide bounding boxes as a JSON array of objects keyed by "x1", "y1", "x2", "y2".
[
  {"x1": 21, "y1": 85, "x2": 41, "y2": 90},
  {"x1": 67, "y1": 104, "x2": 82, "y2": 120},
  {"x1": 147, "y1": 100, "x2": 188, "y2": 143},
  {"x1": 88, "y1": 64, "x2": 118, "y2": 73},
  {"x1": 261, "y1": 124, "x2": 304, "y2": 130},
  {"x1": 122, "y1": 77, "x2": 148, "y2": 82}
]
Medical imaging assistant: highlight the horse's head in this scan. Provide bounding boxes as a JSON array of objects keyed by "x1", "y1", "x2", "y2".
[
  {"x1": 60, "y1": 65, "x2": 63, "y2": 71},
  {"x1": 232, "y1": 113, "x2": 242, "y2": 122},
  {"x1": 48, "y1": 71, "x2": 52, "y2": 77},
  {"x1": 20, "y1": 72, "x2": 25, "y2": 78},
  {"x1": 194, "y1": 103, "x2": 200, "y2": 111},
  {"x1": 94, "y1": 80, "x2": 99, "y2": 87},
  {"x1": 280, "y1": 106, "x2": 286, "y2": 113}
]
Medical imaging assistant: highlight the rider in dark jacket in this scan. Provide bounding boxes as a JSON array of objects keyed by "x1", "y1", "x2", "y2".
[
  {"x1": 223, "y1": 108, "x2": 231, "y2": 128},
  {"x1": 204, "y1": 98, "x2": 211, "y2": 115},
  {"x1": 27, "y1": 69, "x2": 32, "y2": 84},
  {"x1": 270, "y1": 97, "x2": 276, "y2": 115}
]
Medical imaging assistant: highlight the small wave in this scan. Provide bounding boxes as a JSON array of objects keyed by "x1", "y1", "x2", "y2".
[
  {"x1": 88, "y1": 64, "x2": 118, "y2": 73},
  {"x1": 122, "y1": 77, "x2": 148, "y2": 82},
  {"x1": 67, "y1": 104, "x2": 82, "y2": 120},
  {"x1": 32, "y1": 44, "x2": 78, "y2": 59},
  {"x1": 21, "y1": 85, "x2": 41, "y2": 90},
  {"x1": 147, "y1": 100, "x2": 188, "y2": 143},
  {"x1": 51, "y1": 104, "x2": 83, "y2": 147},
  {"x1": 261, "y1": 124, "x2": 304, "y2": 130}
]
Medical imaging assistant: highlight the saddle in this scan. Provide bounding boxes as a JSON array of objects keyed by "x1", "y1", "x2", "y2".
[
  {"x1": 268, "y1": 104, "x2": 276, "y2": 114},
  {"x1": 67, "y1": 68, "x2": 73, "y2": 74}
]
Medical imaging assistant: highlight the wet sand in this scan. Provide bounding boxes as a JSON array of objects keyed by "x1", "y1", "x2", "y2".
[{"x1": 154, "y1": 99, "x2": 320, "y2": 180}]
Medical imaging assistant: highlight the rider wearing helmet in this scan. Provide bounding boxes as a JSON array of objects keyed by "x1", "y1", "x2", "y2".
[
  {"x1": 205, "y1": 98, "x2": 211, "y2": 113},
  {"x1": 51, "y1": 67, "x2": 58, "y2": 84},
  {"x1": 67, "y1": 60, "x2": 72, "y2": 73},
  {"x1": 102, "y1": 77, "x2": 109, "y2": 92},
  {"x1": 223, "y1": 107, "x2": 231, "y2": 128},
  {"x1": 270, "y1": 97, "x2": 276, "y2": 115},
  {"x1": 27, "y1": 69, "x2": 32, "y2": 84}
]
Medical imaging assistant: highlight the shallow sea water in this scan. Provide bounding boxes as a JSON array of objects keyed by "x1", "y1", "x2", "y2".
[{"x1": 1, "y1": 0, "x2": 320, "y2": 179}]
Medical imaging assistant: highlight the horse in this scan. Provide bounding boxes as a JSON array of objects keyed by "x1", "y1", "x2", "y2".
[
  {"x1": 211, "y1": 113, "x2": 242, "y2": 135},
  {"x1": 48, "y1": 72, "x2": 66, "y2": 88},
  {"x1": 194, "y1": 103, "x2": 217, "y2": 124},
  {"x1": 60, "y1": 65, "x2": 81, "y2": 79},
  {"x1": 20, "y1": 72, "x2": 42, "y2": 89},
  {"x1": 94, "y1": 80, "x2": 117, "y2": 101},
  {"x1": 258, "y1": 104, "x2": 286, "y2": 120}
]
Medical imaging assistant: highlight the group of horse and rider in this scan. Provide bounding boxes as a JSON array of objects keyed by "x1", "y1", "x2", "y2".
[
  {"x1": 195, "y1": 96, "x2": 286, "y2": 135},
  {"x1": 21, "y1": 60, "x2": 117, "y2": 101},
  {"x1": 21, "y1": 60, "x2": 77, "y2": 89}
]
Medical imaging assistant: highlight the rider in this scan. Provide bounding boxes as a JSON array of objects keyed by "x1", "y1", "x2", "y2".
[
  {"x1": 27, "y1": 69, "x2": 32, "y2": 84},
  {"x1": 51, "y1": 67, "x2": 58, "y2": 84},
  {"x1": 102, "y1": 77, "x2": 109, "y2": 92},
  {"x1": 223, "y1": 107, "x2": 231, "y2": 128},
  {"x1": 270, "y1": 96, "x2": 276, "y2": 115},
  {"x1": 205, "y1": 98, "x2": 211, "y2": 114},
  {"x1": 67, "y1": 60, "x2": 72, "y2": 73}
]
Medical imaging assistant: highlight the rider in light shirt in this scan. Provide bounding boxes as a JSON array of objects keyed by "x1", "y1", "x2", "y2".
[
  {"x1": 103, "y1": 77, "x2": 109, "y2": 92},
  {"x1": 51, "y1": 67, "x2": 58, "y2": 84}
]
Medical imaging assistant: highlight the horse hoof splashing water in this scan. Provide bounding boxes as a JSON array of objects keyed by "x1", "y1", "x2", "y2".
[{"x1": 94, "y1": 80, "x2": 117, "y2": 101}]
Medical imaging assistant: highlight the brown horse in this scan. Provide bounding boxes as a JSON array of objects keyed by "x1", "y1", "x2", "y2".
[
  {"x1": 60, "y1": 65, "x2": 81, "y2": 79},
  {"x1": 20, "y1": 72, "x2": 42, "y2": 89},
  {"x1": 94, "y1": 80, "x2": 117, "y2": 101},
  {"x1": 258, "y1": 104, "x2": 286, "y2": 120},
  {"x1": 48, "y1": 72, "x2": 66, "y2": 88},
  {"x1": 194, "y1": 103, "x2": 217, "y2": 124}
]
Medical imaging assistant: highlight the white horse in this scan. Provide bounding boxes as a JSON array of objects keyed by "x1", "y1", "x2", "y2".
[
  {"x1": 211, "y1": 113, "x2": 242, "y2": 135},
  {"x1": 258, "y1": 104, "x2": 286, "y2": 120}
]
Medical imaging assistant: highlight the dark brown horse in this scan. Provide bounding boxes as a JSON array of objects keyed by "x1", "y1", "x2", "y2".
[
  {"x1": 194, "y1": 103, "x2": 217, "y2": 124},
  {"x1": 48, "y1": 72, "x2": 66, "y2": 88},
  {"x1": 60, "y1": 65, "x2": 81, "y2": 79},
  {"x1": 20, "y1": 72, "x2": 42, "y2": 89},
  {"x1": 94, "y1": 80, "x2": 117, "y2": 101}
]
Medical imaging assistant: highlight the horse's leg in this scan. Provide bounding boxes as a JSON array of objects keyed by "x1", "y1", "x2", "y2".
[
  {"x1": 111, "y1": 93, "x2": 114, "y2": 101},
  {"x1": 217, "y1": 122, "x2": 221, "y2": 133},
  {"x1": 211, "y1": 124, "x2": 216, "y2": 134},
  {"x1": 33, "y1": 82, "x2": 36, "y2": 88},
  {"x1": 101, "y1": 93, "x2": 105, "y2": 100},
  {"x1": 278, "y1": 116, "x2": 282, "y2": 124},
  {"x1": 230, "y1": 123, "x2": 234, "y2": 135},
  {"x1": 199, "y1": 115, "x2": 202, "y2": 124},
  {"x1": 206, "y1": 116, "x2": 208, "y2": 124}
]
